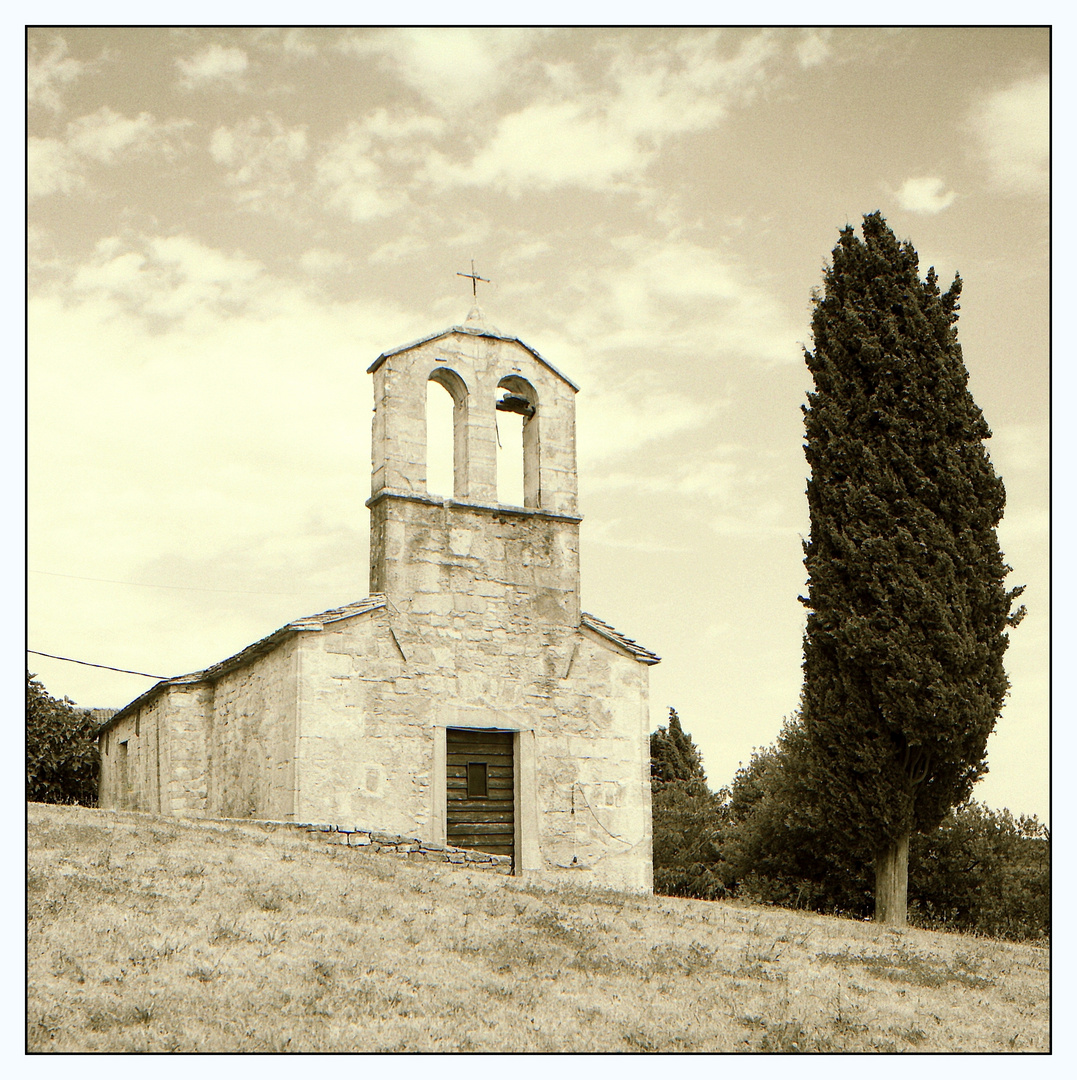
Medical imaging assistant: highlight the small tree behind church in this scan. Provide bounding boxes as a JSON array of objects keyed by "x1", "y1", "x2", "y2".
[
  {"x1": 650, "y1": 709, "x2": 731, "y2": 899},
  {"x1": 799, "y1": 212, "x2": 1025, "y2": 926}
]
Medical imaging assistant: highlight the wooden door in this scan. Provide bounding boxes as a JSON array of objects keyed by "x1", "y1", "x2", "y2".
[{"x1": 446, "y1": 728, "x2": 514, "y2": 866}]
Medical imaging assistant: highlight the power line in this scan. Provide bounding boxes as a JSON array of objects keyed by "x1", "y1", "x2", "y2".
[
  {"x1": 27, "y1": 650, "x2": 168, "y2": 680},
  {"x1": 30, "y1": 569, "x2": 304, "y2": 596}
]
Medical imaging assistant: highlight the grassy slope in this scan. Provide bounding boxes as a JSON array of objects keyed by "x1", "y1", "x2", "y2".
[{"x1": 27, "y1": 803, "x2": 1049, "y2": 1053}]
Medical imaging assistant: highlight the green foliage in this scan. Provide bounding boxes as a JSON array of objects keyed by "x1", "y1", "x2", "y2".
[
  {"x1": 650, "y1": 710, "x2": 730, "y2": 899},
  {"x1": 910, "y1": 802, "x2": 1049, "y2": 941},
  {"x1": 800, "y1": 212, "x2": 1025, "y2": 860},
  {"x1": 651, "y1": 780, "x2": 732, "y2": 900},
  {"x1": 26, "y1": 672, "x2": 99, "y2": 806},
  {"x1": 717, "y1": 717, "x2": 1048, "y2": 939},
  {"x1": 724, "y1": 718, "x2": 874, "y2": 916},
  {"x1": 650, "y1": 708, "x2": 706, "y2": 785}
]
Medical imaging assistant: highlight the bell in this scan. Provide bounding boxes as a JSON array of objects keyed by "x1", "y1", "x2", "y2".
[{"x1": 496, "y1": 393, "x2": 535, "y2": 418}]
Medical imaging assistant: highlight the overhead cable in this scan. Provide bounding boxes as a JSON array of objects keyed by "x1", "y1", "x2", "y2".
[{"x1": 27, "y1": 649, "x2": 168, "y2": 680}]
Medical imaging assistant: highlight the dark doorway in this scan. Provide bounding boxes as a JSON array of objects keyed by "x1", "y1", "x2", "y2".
[{"x1": 446, "y1": 728, "x2": 514, "y2": 867}]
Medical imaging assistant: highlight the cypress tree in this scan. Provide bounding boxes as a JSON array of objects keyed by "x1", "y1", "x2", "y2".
[
  {"x1": 650, "y1": 708, "x2": 707, "y2": 785},
  {"x1": 799, "y1": 212, "x2": 1025, "y2": 925}
]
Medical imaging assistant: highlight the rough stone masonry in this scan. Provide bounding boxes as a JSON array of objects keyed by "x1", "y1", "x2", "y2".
[{"x1": 98, "y1": 307, "x2": 660, "y2": 893}]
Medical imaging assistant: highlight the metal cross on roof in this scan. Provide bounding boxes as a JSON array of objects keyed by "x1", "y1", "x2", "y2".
[{"x1": 456, "y1": 259, "x2": 490, "y2": 298}]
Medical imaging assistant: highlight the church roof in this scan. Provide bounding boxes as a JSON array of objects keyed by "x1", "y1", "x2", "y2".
[
  {"x1": 581, "y1": 613, "x2": 661, "y2": 665},
  {"x1": 98, "y1": 598, "x2": 659, "y2": 734},
  {"x1": 367, "y1": 318, "x2": 580, "y2": 392},
  {"x1": 97, "y1": 596, "x2": 388, "y2": 733}
]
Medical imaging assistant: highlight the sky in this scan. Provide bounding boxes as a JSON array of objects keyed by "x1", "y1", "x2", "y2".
[{"x1": 26, "y1": 26, "x2": 1050, "y2": 823}]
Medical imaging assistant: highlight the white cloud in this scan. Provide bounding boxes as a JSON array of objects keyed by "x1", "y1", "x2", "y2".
[
  {"x1": 796, "y1": 30, "x2": 832, "y2": 69},
  {"x1": 176, "y1": 44, "x2": 249, "y2": 89},
  {"x1": 996, "y1": 506, "x2": 1049, "y2": 547},
  {"x1": 339, "y1": 28, "x2": 539, "y2": 113},
  {"x1": 562, "y1": 237, "x2": 801, "y2": 367},
  {"x1": 210, "y1": 115, "x2": 308, "y2": 210},
  {"x1": 299, "y1": 248, "x2": 347, "y2": 276},
  {"x1": 972, "y1": 74, "x2": 1048, "y2": 196},
  {"x1": 577, "y1": 385, "x2": 719, "y2": 470},
  {"x1": 433, "y1": 99, "x2": 643, "y2": 192},
  {"x1": 28, "y1": 36, "x2": 84, "y2": 112},
  {"x1": 28, "y1": 108, "x2": 186, "y2": 200},
  {"x1": 315, "y1": 112, "x2": 445, "y2": 224},
  {"x1": 896, "y1": 176, "x2": 957, "y2": 214},
  {"x1": 27, "y1": 137, "x2": 82, "y2": 198},
  {"x1": 68, "y1": 108, "x2": 162, "y2": 164},
  {"x1": 425, "y1": 30, "x2": 778, "y2": 194},
  {"x1": 69, "y1": 234, "x2": 266, "y2": 325}
]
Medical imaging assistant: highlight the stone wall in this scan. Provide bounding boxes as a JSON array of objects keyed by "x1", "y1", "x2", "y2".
[
  {"x1": 206, "y1": 638, "x2": 298, "y2": 820},
  {"x1": 223, "y1": 817, "x2": 512, "y2": 874},
  {"x1": 291, "y1": 599, "x2": 654, "y2": 893},
  {"x1": 99, "y1": 692, "x2": 168, "y2": 813},
  {"x1": 369, "y1": 326, "x2": 579, "y2": 515}
]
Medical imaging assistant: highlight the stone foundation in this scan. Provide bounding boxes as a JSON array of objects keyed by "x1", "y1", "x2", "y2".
[{"x1": 213, "y1": 816, "x2": 513, "y2": 873}]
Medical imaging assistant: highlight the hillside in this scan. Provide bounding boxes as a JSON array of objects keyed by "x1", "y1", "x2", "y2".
[{"x1": 28, "y1": 803, "x2": 1049, "y2": 1052}]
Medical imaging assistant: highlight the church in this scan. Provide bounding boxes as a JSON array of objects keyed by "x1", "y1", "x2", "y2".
[{"x1": 97, "y1": 306, "x2": 659, "y2": 892}]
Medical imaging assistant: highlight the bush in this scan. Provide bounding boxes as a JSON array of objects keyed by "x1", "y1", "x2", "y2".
[
  {"x1": 651, "y1": 779, "x2": 733, "y2": 900},
  {"x1": 663, "y1": 713, "x2": 1050, "y2": 940},
  {"x1": 909, "y1": 802, "x2": 1049, "y2": 941},
  {"x1": 723, "y1": 723, "x2": 874, "y2": 917},
  {"x1": 26, "y1": 672, "x2": 99, "y2": 806}
]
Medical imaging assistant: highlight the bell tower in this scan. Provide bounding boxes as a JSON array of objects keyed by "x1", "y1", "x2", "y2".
[{"x1": 366, "y1": 308, "x2": 582, "y2": 630}]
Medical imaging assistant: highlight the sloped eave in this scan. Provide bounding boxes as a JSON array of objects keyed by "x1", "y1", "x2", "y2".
[
  {"x1": 367, "y1": 324, "x2": 580, "y2": 392},
  {"x1": 580, "y1": 612, "x2": 661, "y2": 665},
  {"x1": 96, "y1": 595, "x2": 387, "y2": 734}
]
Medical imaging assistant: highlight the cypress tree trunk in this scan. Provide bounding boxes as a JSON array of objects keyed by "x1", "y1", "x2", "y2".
[{"x1": 874, "y1": 833, "x2": 910, "y2": 925}]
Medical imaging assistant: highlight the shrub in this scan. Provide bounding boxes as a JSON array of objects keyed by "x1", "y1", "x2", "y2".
[
  {"x1": 26, "y1": 672, "x2": 99, "y2": 806},
  {"x1": 909, "y1": 802, "x2": 1049, "y2": 941}
]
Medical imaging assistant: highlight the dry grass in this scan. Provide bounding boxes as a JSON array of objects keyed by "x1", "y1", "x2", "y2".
[{"x1": 27, "y1": 802, "x2": 1049, "y2": 1052}]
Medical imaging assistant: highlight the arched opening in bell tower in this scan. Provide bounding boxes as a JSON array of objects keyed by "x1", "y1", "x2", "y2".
[
  {"x1": 426, "y1": 367, "x2": 469, "y2": 498},
  {"x1": 496, "y1": 376, "x2": 538, "y2": 508}
]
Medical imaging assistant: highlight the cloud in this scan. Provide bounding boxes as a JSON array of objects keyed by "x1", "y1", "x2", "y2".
[
  {"x1": 29, "y1": 235, "x2": 418, "y2": 573},
  {"x1": 69, "y1": 234, "x2": 267, "y2": 325},
  {"x1": 795, "y1": 30, "x2": 832, "y2": 68},
  {"x1": 28, "y1": 36, "x2": 84, "y2": 112},
  {"x1": 577, "y1": 383, "x2": 721, "y2": 470},
  {"x1": 27, "y1": 137, "x2": 82, "y2": 198},
  {"x1": 971, "y1": 74, "x2": 1048, "y2": 196},
  {"x1": 339, "y1": 28, "x2": 539, "y2": 113},
  {"x1": 424, "y1": 30, "x2": 778, "y2": 193},
  {"x1": 990, "y1": 422, "x2": 1048, "y2": 475},
  {"x1": 299, "y1": 248, "x2": 347, "y2": 276},
  {"x1": 68, "y1": 108, "x2": 165, "y2": 163},
  {"x1": 560, "y1": 237, "x2": 801, "y2": 367},
  {"x1": 176, "y1": 44, "x2": 249, "y2": 89},
  {"x1": 896, "y1": 176, "x2": 957, "y2": 214},
  {"x1": 996, "y1": 506, "x2": 1049, "y2": 546},
  {"x1": 28, "y1": 108, "x2": 187, "y2": 200},
  {"x1": 314, "y1": 111, "x2": 445, "y2": 223},
  {"x1": 210, "y1": 115, "x2": 308, "y2": 210}
]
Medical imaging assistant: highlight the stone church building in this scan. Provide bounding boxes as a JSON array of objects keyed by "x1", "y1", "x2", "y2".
[{"x1": 98, "y1": 308, "x2": 659, "y2": 892}]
